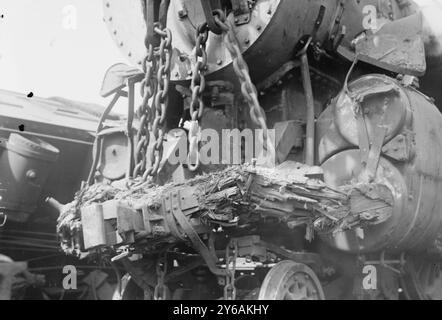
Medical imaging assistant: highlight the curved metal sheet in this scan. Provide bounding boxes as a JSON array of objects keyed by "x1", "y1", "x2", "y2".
[
  {"x1": 103, "y1": 0, "x2": 147, "y2": 67},
  {"x1": 102, "y1": 0, "x2": 293, "y2": 82}
]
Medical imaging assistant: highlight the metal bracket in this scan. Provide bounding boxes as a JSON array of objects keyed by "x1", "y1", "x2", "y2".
[
  {"x1": 328, "y1": 0, "x2": 346, "y2": 50},
  {"x1": 364, "y1": 251, "x2": 406, "y2": 275},
  {"x1": 232, "y1": 0, "x2": 251, "y2": 26},
  {"x1": 359, "y1": 122, "x2": 388, "y2": 183},
  {"x1": 111, "y1": 246, "x2": 132, "y2": 262},
  {"x1": 311, "y1": 5, "x2": 326, "y2": 41},
  {"x1": 162, "y1": 194, "x2": 185, "y2": 240},
  {"x1": 224, "y1": 235, "x2": 324, "y2": 274},
  {"x1": 382, "y1": 133, "x2": 412, "y2": 162},
  {"x1": 259, "y1": 240, "x2": 324, "y2": 273},
  {"x1": 168, "y1": 190, "x2": 226, "y2": 276}
]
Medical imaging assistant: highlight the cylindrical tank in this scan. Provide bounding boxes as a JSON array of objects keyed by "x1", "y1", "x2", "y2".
[
  {"x1": 317, "y1": 74, "x2": 442, "y2": 254},
  {"x1": 103, "y1": 0, "x2": 336, "y2": 82},
  {"x1": 0, "y1": 134, "x2": 59, "y2": 222},
  {"x1": 102, "y1": 0, "x2": 408, "y2": 83}
]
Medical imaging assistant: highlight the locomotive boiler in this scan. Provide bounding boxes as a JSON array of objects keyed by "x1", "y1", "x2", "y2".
[
  {"x1": 318, "y1": 73, "x2": 442, "y2": 255},
  {"x1": 55, "y1": 0, "x2": 442, "y2": 300}
]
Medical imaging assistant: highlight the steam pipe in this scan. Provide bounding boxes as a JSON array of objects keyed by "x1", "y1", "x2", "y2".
[
  {"x1": 300, "y1": 52, "x2": 315, "y2": 166},
  {"x1": 45, "y1": 197, "x2": 64, "y2": 213}
]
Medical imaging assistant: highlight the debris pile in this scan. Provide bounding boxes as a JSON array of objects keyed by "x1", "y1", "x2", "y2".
[{"x1": 57, "y1": 162, "x2": 393, "y2": 253}]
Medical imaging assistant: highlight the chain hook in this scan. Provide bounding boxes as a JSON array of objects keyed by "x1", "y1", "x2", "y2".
[{"x1": 186, "y1": 22, "x2": 209, "y2": 172}]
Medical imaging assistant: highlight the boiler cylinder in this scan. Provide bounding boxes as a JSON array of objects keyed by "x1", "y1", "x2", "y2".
[
  {"x1": 101, "y1": 0, "x2": 408, "y2": 83},
  {"x1": 317, "y1": 74, "x2": 442, "y2": 254}
]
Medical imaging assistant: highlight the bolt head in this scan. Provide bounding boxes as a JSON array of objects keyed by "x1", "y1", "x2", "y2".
[{"x1": 26, "y1": 170, "x2": 37, "y2": 180}]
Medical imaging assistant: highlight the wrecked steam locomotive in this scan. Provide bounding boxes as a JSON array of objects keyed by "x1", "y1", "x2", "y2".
[{"x1": 55, "y1": 0, "x2": 442, "y2": 300}]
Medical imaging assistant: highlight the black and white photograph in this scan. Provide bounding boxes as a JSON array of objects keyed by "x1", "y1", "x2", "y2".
[{"x1": 1, "y1": 0, "x2": 442, "y2": 306}]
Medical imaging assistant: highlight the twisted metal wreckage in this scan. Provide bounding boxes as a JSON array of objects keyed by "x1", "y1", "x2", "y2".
[{"x1": 54, "y1": 0, "x2": 442, "y2": 300}]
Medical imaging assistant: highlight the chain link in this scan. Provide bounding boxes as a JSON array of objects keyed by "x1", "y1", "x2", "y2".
[
  {"x1": 153, "y1": 254, "x2": 168, "y2": 300},
  {"x1": 133, "y1": 44, "x2": 156, "y2": 178},
  {"x1": 224, "y1": 239, "x2": 238, "y2": 300},
  {"x1": 213, "y1": 11, "x2": 268, "y2": 133},
  {"x1": 134, "y1": 23, "x2": 172, "y2": 181},
  {"x1": 135, "y1": 10, "x2": 268, "y2": 177},
  {"x1": 187, "y1": 23, "x2": 209, "y2": 172},
  {"x1": 146, "y1": 25, "x2": 172, "y2": 179}
]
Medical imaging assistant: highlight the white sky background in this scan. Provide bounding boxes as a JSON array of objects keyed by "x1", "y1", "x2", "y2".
[
  {"x1": 0, "y1": 0, "x2": 128, "y2": 113},
  {"x1": 0, "y1": 0, "x2": 441, "y2": 116}
]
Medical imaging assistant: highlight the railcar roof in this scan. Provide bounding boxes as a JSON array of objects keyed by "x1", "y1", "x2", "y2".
[{"x1": 0, "y1": 89, "x2": 118, "y2": 135}]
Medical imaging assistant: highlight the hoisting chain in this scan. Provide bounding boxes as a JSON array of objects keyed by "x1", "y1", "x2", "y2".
[
  {"x1": 153, "y1": 253, "x2": 168, "y2": 300},
  {"x1": 187, "y1": 23, "x2": 209, "y2": 172},
  {"x1": 224, "y1": 239, "x2": 238, "y2": 300},
  {"x1": 134, "y1": 43, "x2": 156, "y2": 178},
  {"x1": 213, "y1": 10, "x2": 268, "y2": 135},
  {"x1": 134, "y1": 23, "x2": 172, "y2": 181},
  {"x1": 146, "y1": 25, "x2": 172, "y2": 179}
]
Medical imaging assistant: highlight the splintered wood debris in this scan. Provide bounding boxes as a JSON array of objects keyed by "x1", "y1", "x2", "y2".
[{"x1": 57, "y1": 162, "x2": 393, "y2": 241}]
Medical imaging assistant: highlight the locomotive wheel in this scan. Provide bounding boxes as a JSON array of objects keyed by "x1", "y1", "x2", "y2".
[
  {"x1": 258, "y1": 260, "x2": 325, "y2": 300},
  {"x1": 401, "y1": 257, "x2": 442, "y2": 300}
]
